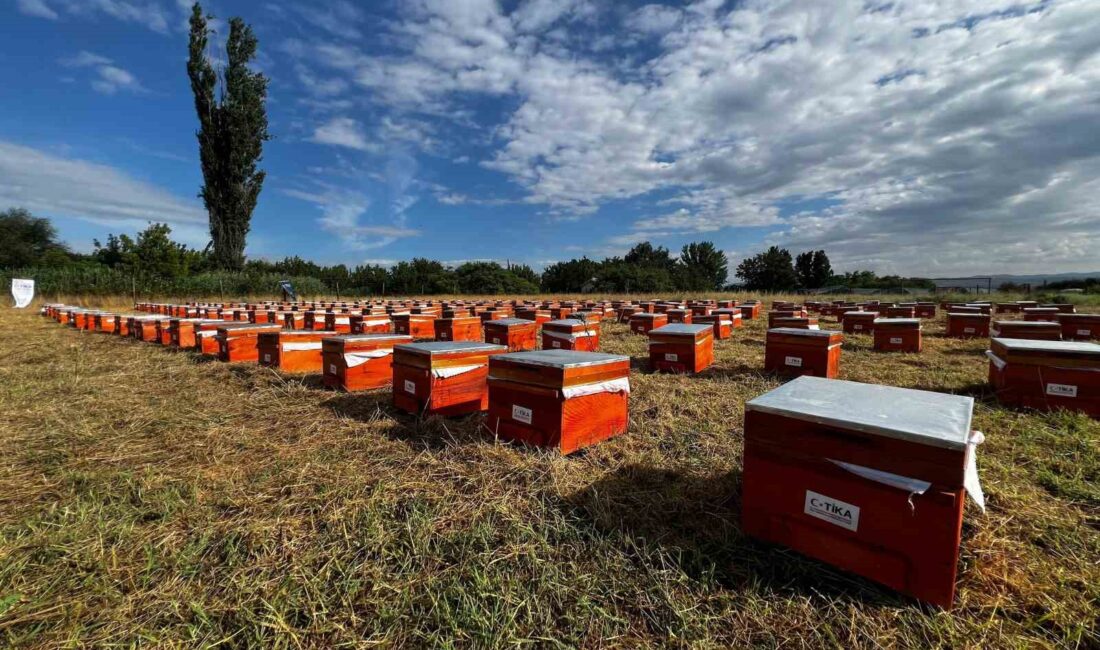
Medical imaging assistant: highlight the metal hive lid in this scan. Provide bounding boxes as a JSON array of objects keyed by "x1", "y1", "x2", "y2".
[
  {"x1": 992, "y1": 337, "x2": 1100, "y2": 356},
  {"x1": 396, "y1": 341, "x2": 508, "y2": 355},
  {"x1": 651, "y1": 323, "x2": 712, "y2": 335},
  {"x1": 767, "y1": 327, "x2": 837, "y2": 337},
  {"x1": 495, "y1": 349, "x2": 628, "y2": 368},
  {"x1": 487, "y1": 317, "x2": 536, "y2": 326},
  {"x1": 746, "y1": 376, "x2": 973, "y2": 451}
]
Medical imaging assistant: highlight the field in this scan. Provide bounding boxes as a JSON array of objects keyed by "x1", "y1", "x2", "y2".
[{"x1": 0, "y1": 296, "x2": 1097, "y2": 648}]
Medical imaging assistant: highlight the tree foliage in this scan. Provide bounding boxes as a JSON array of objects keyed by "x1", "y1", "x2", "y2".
[
  {"x1": 678, "y1": 241, "x2": 728, "y2": 291},
  {"x1": 93, "y1": 223, "x2": 207, "y2": 280},
  {"x1": 188, "y1": 3, "x2": 270, "y2": 271},
  {"x1": 0, "y1": 208, "x2": 72, "y2": 268},
  {"x1": 736, "y1": 246, "x2": 799, "y2": 291},
  {"x1": 794, "y1": 249, "x2": 832, "y2": 289}
]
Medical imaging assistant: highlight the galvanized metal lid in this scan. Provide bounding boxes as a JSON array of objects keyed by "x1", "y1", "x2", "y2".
[
  {"x1": 747, "y1": 376, "x2": 973, "y2": 450},
  {"x1": 332, "y1": 334, "x2": 412, "y2": 343},
  {"x1": 991, "y1": 320, "x2": 1059, "y2": 328},
  {"x1": 873, "y1": 318, "x2": 922, "y2": 325},
  {"x1": 486, "y1": 317, "x2": 535, "y2": 326},
  {"x1": 767, "y1": 327, "x2": 838, "y2": 337},
  {"x1": 992, "y1": 337, "x2": 1100, "y2": 356},
  {"x1": 651, "y1": 323, "x2": 712, "y2": 336},
  {"x1": 495, "y1": 349, "x2": 628, "y2": 368},
  {"x1": 844, "y1": 311, "x2": 879, "y2": 317},
  {"x1": 395, "y1": 341, "x2": 508, "y2": 355}
]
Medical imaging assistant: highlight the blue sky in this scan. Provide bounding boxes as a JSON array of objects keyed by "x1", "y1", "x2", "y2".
[{"x1": 2, "y1": 0, "x2": 1099, "y2": 276}]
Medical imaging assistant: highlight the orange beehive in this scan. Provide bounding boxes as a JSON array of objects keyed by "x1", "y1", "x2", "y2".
[
  {"x1": 257, "y1": 331, "x2": 340, "y2": 372},
  {"x1": 740, "y1": 302, "x2": 762, "y2": 319},
  {"x1": 322, "y1": 334, "x2": 412, "y2": 391},
  {"x1": 542, "y1": 319, "x2": 599, "y2": 351},
  {"x1": 485, "y1": 350, "x2": 630, "y2": 454},
  {"x1": 987, "y1": 338, "x2": 1100, "y2": 417},
  {"x1": 154, "y1": 317, "x2": 175, "y2": 345},
  {"x1": 549, "y1": 307, "x2": 574, "y2": 320},
  {"x1": 765, "y1": 328, "x2": 843, "y2": 378},
  {"x1": 393, "y1": 314, "x2": 437, "y2": 340},
  {"x1": 70, "y1": 310, "x2": 90, "y2": 330},
  {"x1": 131, "y1": 316, "x2": 160, "y2": 342},
  {"x1": 873, "y1": 319, "x2": 922, "y2": 353},
  {"x1": 324, "y1": 312, "x2": 353, "y2": 333},
  {"x1": 516, "y1": 308, "x2": 552, "y2": 324},
  {"x1": 171, "y1": 318, "x2": 221, "y2": 348},
  {"x1": 945, "y1": 312, "x2": 991, "y2": 338},
  {"x1": 1057, "y1": 314, "x2": 1100, "y2": 341},
  {"x1": 94, "y1": 313, "x2": 117, "y2": 333},
  {"x1": 771, "y1": 316, "x2": 819, "y2": 330},
  {"x1": 990, "y1": 320, "x2": 1060, "y2": 341},
  {"x1": 217, "y1": 324, "x2": 282, "y2": 362},
  {"x1": 1023, "y1": 308, "x2": 1059, "y2": 322},
  {"x1": 693, "y1": 313, "x2": 734, "y2": 339},
  {"x1": 435, "y1": 316, "x2": 483, "y2": 342},
  {"x1": 616, "y1": 306, "x2": 642, "y2": 323},
  {"x1": 648, "y1": 323, "x2": 714, "y2": 374},
  {"x1": 742, "y1": 376, "x2": 984, "y2": 608},
  {"x1": 484, "y1": 318, "x2": 539, "y2": 352},
  {"x1": 350, "y1": 314, "x2": 392, "y2": 334},
  {"x1": 767, "y1": 309, "x2": 807, "y2": 327},
  {"x1": 995, "y1": 302, "x2": 1022, "y2": 314},
  {"x1": 392, "y1": 341, "x2": 508, "y2": 416},
  {"x1": 667, "y1": 308, "x2": 692, "y2": 324},
  {"x1": 842, "y1": 311, "x2": 878, "y2": 334},
  {"x1": 248, "y1": 310, "x2": 271, "y2": 324},
  {"x1": 629, "y1": 312, "x2": 668, "y2": 335}
]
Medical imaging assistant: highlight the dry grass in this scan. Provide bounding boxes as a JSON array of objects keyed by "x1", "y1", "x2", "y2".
[{"x1": 0, "y1": 295, "x2": 1097, "y2": 648}]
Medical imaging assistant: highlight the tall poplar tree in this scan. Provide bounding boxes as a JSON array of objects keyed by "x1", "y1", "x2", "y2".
[{"x1": 187, "y1": 3, "x2": 269, "y2": 270}]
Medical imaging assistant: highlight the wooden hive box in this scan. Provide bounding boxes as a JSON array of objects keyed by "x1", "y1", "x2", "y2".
[
  {"x1": 841, "y1": 311, "x2": 878, "y2": 334},
  {"x1": 629, "y1": 312, "x2": 668, "y2": 335},
  {"x1": 690, "y1": 304, "x2": 714, "y2": 317},
  {"x1": 572, "y1": 310, "x2": 603, "y2": 325},
  {"x1": 324, "y1": 312, "x2": 353, "y2": 333},
  {"x1": 257, "y1": 331, "x2": 340, "y2": 372},
  {"x1": 516, "y1": 308, "x2": 552, "y2": 324},
  {"x1": 71, "y1": 310, "x2": 90, "y2": 330},
  {"x1": 995, "y1": 302, "x2": 1021, "y2": 314},
  {"x1": 94, "y1": 313, "x2": 117, "y2": 333},
  {"x1": 873, "y1": 318, "x2": 922, "y2": 353},
  {"x1": 484, "y1": 318, "x2": 539, "y2": 352},
  {"x1": 886, "y1": 306, "x2": 916, "y2": 319},
  {"x1": 667, "y1": 308, "x2": 692, "y2": 324},
  {"x1": 542, "y1": 319, "x2": 600, "y2": 352},
  {"x1": 835, "y1": 305, "x2": 860, "y2": 321},
  {"x1": 616, "y1": 306, "x2": 642, "y2": 323},
  {"x1": 393, "y1": 314, "x2": 437, "y2": 340},
  {"x1": 717, "y1": 300, "x2": 738, "y2": 309},
  {"x1": 435, "y1": 316, "x2": 483, "y2": 342},
  {"x1": 1057, "y1": 314, "x2": 1100, "y2": 341},
  {"x1": 1040, "y1": 303, "x2": 1076, "y2": 314},
  {"x1": 693, "y1": 314, "x2": 734, "y2": 340},
  {"x1": 305, "y1": 310, "x2": 331, "y2": 331},
  {"x1": 947, "y1": 305, "x2": 981, "y2": 315},
  {"x1": 915, "y1": 303, "x2": 938, "y2": 319},
  {"x1": 743, "y1": 376, "x2": 983, "y2": 608},
  {"x1": 711, "y1": 308, "x2": 744, "y2": 330},
  {"x1": 172, "y1": 318, "x2": 222, "y2": 348},
  {"x1": 154, "y1": 317, "x2": 175, "y2": 345},
  {"x1": 1023, "y1": 307, "x2": 1060, "y2": 322},
  {"x1": 322, "y1": 334, "x2": 412, "y2": 391},
  {"x1": 771, "y1": 316, "x2": 819, "y2": 330},
  {"x1": 351, "y1": 314, "x2": 393, "y2": 334},
  {"x1": 741, "y1": 302, "x2": 763, "y2": 319},
  {"x1": 392, "y1": 341, "x2": 508, "y2": 416},
  {"x1": 945, "y1": 312, "x2": 991, "y2": 338},
  {"x1": 637, "y1": 302, "x2": 656, "y2": 314},
  {"x1": 765, "y1": 328, "x2": 843, "y2": 378},
  {"x1": 194, "y1": 322, "x2": 249, "y2": 355},
  {"x1": 991, "y1": 320, "x2": 1061, "y2": 341},
  {"x1": 217, "y1": 324, "x2": 282, "y2": 362},
  {"x1": 648, "y1": 323, "x2": 714, "y2": 374},
  {"x1": 485, "y1": 350, "x2": 630, "y2": 454},
  {"x1": 549, "y1": 307, "x2": 574, "y2": 320},
  {"x1": 132, "y1": 316, "x2": 160, "y2": 342},
  {"x1": 987, "y1": 338, "x2": 1100, "y2": 417}
]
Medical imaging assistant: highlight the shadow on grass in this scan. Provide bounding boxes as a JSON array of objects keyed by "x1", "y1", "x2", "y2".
[
  {"x1": 323, "y1": 390, "x2": 488, "y2": 450},
  {"x1": 564, "y1": 463, "x2": 913, "y2": 609}
]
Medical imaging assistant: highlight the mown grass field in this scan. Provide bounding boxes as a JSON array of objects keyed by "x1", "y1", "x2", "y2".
[{"x1": 0, "y1": 296, "x2": 1097, "y2": 648}]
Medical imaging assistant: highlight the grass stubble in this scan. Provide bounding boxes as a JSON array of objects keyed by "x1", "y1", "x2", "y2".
[{"x1": 0, "y1": 296, "x2": 1097, "y2": 648}]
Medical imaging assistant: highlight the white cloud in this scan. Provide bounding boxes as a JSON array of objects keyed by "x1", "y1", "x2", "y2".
[
  {"x1": 18, "y1": 0, "x2": 59, "y2": 20},
  {"x1": 310, "y1": 117, "x2": 373, "y2": 151},
  {"x1": 60, "y1": 51, "x2": 146, "y2": 94},
  {"x1": 0, "y1": 140, "x2": 206, "y2": 239},
  {"x1": 282, "y1": 186, "x2": 420, "y2": 250},
  {"x1": 624, "y1": 4, "x2": 682, "y2": 35}
]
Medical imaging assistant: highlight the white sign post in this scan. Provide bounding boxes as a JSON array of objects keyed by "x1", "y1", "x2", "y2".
[{"x1": 11, "y1": 278, "x2": 34, "y2": 308}]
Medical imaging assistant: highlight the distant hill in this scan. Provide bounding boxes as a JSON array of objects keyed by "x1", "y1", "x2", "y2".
[{"x1": 932, "y1": 272, "x2": 1100, "y2": 289}]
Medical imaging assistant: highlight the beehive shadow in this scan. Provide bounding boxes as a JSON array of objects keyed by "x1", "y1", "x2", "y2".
[
  {"x1": 324, "y1": 391, "x2": 487, "y2": 450},
  {"x1": 563, "y1": 463, "x2": 911, "y2": 608}
]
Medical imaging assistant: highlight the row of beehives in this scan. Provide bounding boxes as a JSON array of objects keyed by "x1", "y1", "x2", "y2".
[{"x1": 38, "y1": 299, "x2": 1100, "y2": 610}]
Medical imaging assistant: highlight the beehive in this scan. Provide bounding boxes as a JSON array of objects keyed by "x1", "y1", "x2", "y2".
[
  {"x1": 484, "y1": 318, "x2": 539, "y2": 352},
  {"x1": 435, "y1": 316, "x2": 483, "y2": 342},
  {"x1": 987, "y1": 338, "x2": 1100, "y2": 417},
  {"x1": 217, "y1": 324, "x2": 282, "y2": 363},
  {"x1": 994, "y1": 302, "x2": 1022, "y2": 314},
  {"x1": 873, "y1": 319, "x2": 922, "y2": 353},
  {"x1": 648, "y1": 323, "x2": 714, "y2": 374},
  {"x1": 171, "y1": 318, "x2": 221, "y2": 348},
  {"x1": 131, "y1": 316, "x2": 160, "y2": 342},
  {"x1": 629, "y1": 312, "x2": 668, "y2": 335},
  {"x1": 743, "y1": 376, "x2": 984, "y2": 608},
  {"x1": 322, "y1": 334, "x2": 412, "y2": 391},
  {"x1": 886, "y1": 306, "x2": 916, "y2": 319},
  {"x1": 770, "y1": 316, "x2": 819, "y2": 330},
  {"x1": 945, "y1": 312, "x2": 991, "y2": 338},
  {"x1": 765, "y1": 328, "x2": 843, "y2": 378},
  {"x1": 392, "y1": 341, "x2": 508, "y2": 416},
  {"x1": 693, "y1": 313, "x2": 735, "y2": 340},
  {"x1": 542, "y1": 319, "x2": 600, "y2": 352},
  {"x1": 740, "y1": 302, "x2": 762, "y2": 319},
  {"x1": 666, "y1": 308, "x2": 692, "y2": 324},
  {"x1": 1023, "y1": 308, "x2": 1059, "y2": 322},
  {"x1": 990, "y1": 320, "x2": 1061, "y2": 341},
  {"x1": 324, "y1": 312, "x2": 353, "y2": 333},
  {"x1": 842, "y1": 311, "x2": 878, "y2": 334},
  {"x1": 393, "y1": 314, "x2": 437, "y2": 340},
  {"x1": 257, "y1": 331, "x2": 340, "y2": 373},
  {"x1": 350, "y1": 314, "x2": 392, "y2": 334},
  {"x1": 1057, "y1": 314, "x2": 1100, "y2": 341}
]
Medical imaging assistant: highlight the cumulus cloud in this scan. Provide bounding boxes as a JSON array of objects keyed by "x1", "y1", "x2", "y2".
[
  {"x1": 280, "y1": 0, "x2": 1100, "y2": 274},
  {"x1": 310, "y1": 117, "x2": 373, "y2": 152},
  {"x1": 60, "y1": 50, "x2": 145, "y2": 94},
  {"x1": 17, "y1": 0, "x2": 59, "y2": 20}
]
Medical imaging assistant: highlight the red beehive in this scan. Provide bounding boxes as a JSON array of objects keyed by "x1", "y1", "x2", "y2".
[
  {"x1": 154, "y1": 317, "x2": 175, "y2": 345},
  {"x1": 886, "y1": 306, "x2": 916, "y2": 319},
  {"x1": 741, "y1": 301, "x2": 763, "y2": 320},
  {"x1": 94, "y1": 313, "x2": 117, "y2": 333},
  {"x1": 322, "y1": 334, "x2": 412, "y2": 391},
  {"x1": 351, "y1": 314, "x2": 392, "y2": 334},
  {"x1": 690, "y1": 304, "x2": 714, "y2": 317},
  {"x1": 324, "y1": 312, "x2": 353, "y2": 333},
  {"x1": 249, "y1": 310, "x2": 271, "y2": 324},
  {"x1": 484, "y1": 317, "x2": 539, "y2": 352},
  {"x1": 742, "y1": 376, "x2": 984, "y2": 608},
  {"x1": 516, "y1": 308, "x2": 552, "y2": 324},
  {"x1": 172, "y1": 318, "x2": 221, "y2": 348},
  {"x1": 257, "y1": 331, "x2": 340, "y2": 372},
  {"x1": 217, "y1": 323, "x2": 282, "y2": 363},
  {"x1": 915, "y1": 303, "x2": 938, "y2": 319},
  {"x1": 392, "y1": 341, "x2": 508, "y2": 416},
  {"x1": 666, "y1": 308, "x2": 691, "y2": 324},
  {"x1": 945, "y1": 312, "x2": 991, "y2": 338},
  {"x1": 1057, "y1": 314, "x2": 1100, "y2": 341},
  {"x1": 990, "y1": 320, "x2": 1061, "y2": 341},
  {"x1": 549, "y1": 307, "x2": 573, "y2": 320},
  {"x1": 765, "y1": 328, "x2": 843, "y2": 378},
  {"x1": 485, "y1": 350, "x2": 630, "y2": 454},
  {"x1": 1040, "y1": 303, "x2": 1076, "y2": 314},
  {"x1": 693, "y1": 313, "x2": 734, "y2": 339},
  {"x1": 132, "y1": 316, "x2": 160, "y2": 342},
  {"x1": 1023, "y1": 307, "x2": 1060, "y2": 322},
  {"x1": 987, "y1": 338, "x2": 1100, "y2": 417},
  {"x1": 617, "y1": 306, "x2": 642, "y2": 323},
  {"x1": 393, "y1": 314, "x2": 437, "y2": 340},
  {"x1": 629, "y1": 312, "x2": 668, "y2": 335},
  {"x1": 771, "y1": 316, "x2": 819, "y2": 330},
  {"x1": 767, "y1": 309, "x2": 808, "y2": 327},
  {"x1": 542, "y1": 319, "x2": 600, "y2": 352},
  {"x1": 648, "y1": 323, "x2": 714, "y2": 374},
  {"x1": 995, "y1": 302, "x2": 1021, "y2": 314},
  {"x1": 873, "y1": 319, "x2": 922, "y2": 353},
  {"x1": 435, "y1": 316, "x2": 482, "y2": 342},
  {"x1": 842, "y1": 311, "x2": 878, "y2": 334}
]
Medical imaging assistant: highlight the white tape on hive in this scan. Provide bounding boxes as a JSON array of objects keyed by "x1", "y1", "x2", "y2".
[
  {"x1": 283, "y1": 342, "x2": 323, "y2": 351},
  {"x1": 344, "y1": 349, "x2": 393, "y2": 368},
  {"x1": 432, "y1": 364, "x2": 483, "y2": 379},
  {"x1": 561, "y1": 377, "x2": 630, "y2": 399},
  {"x1": 984, "y1": 350, "x2": 1006, "y2": 371}
]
